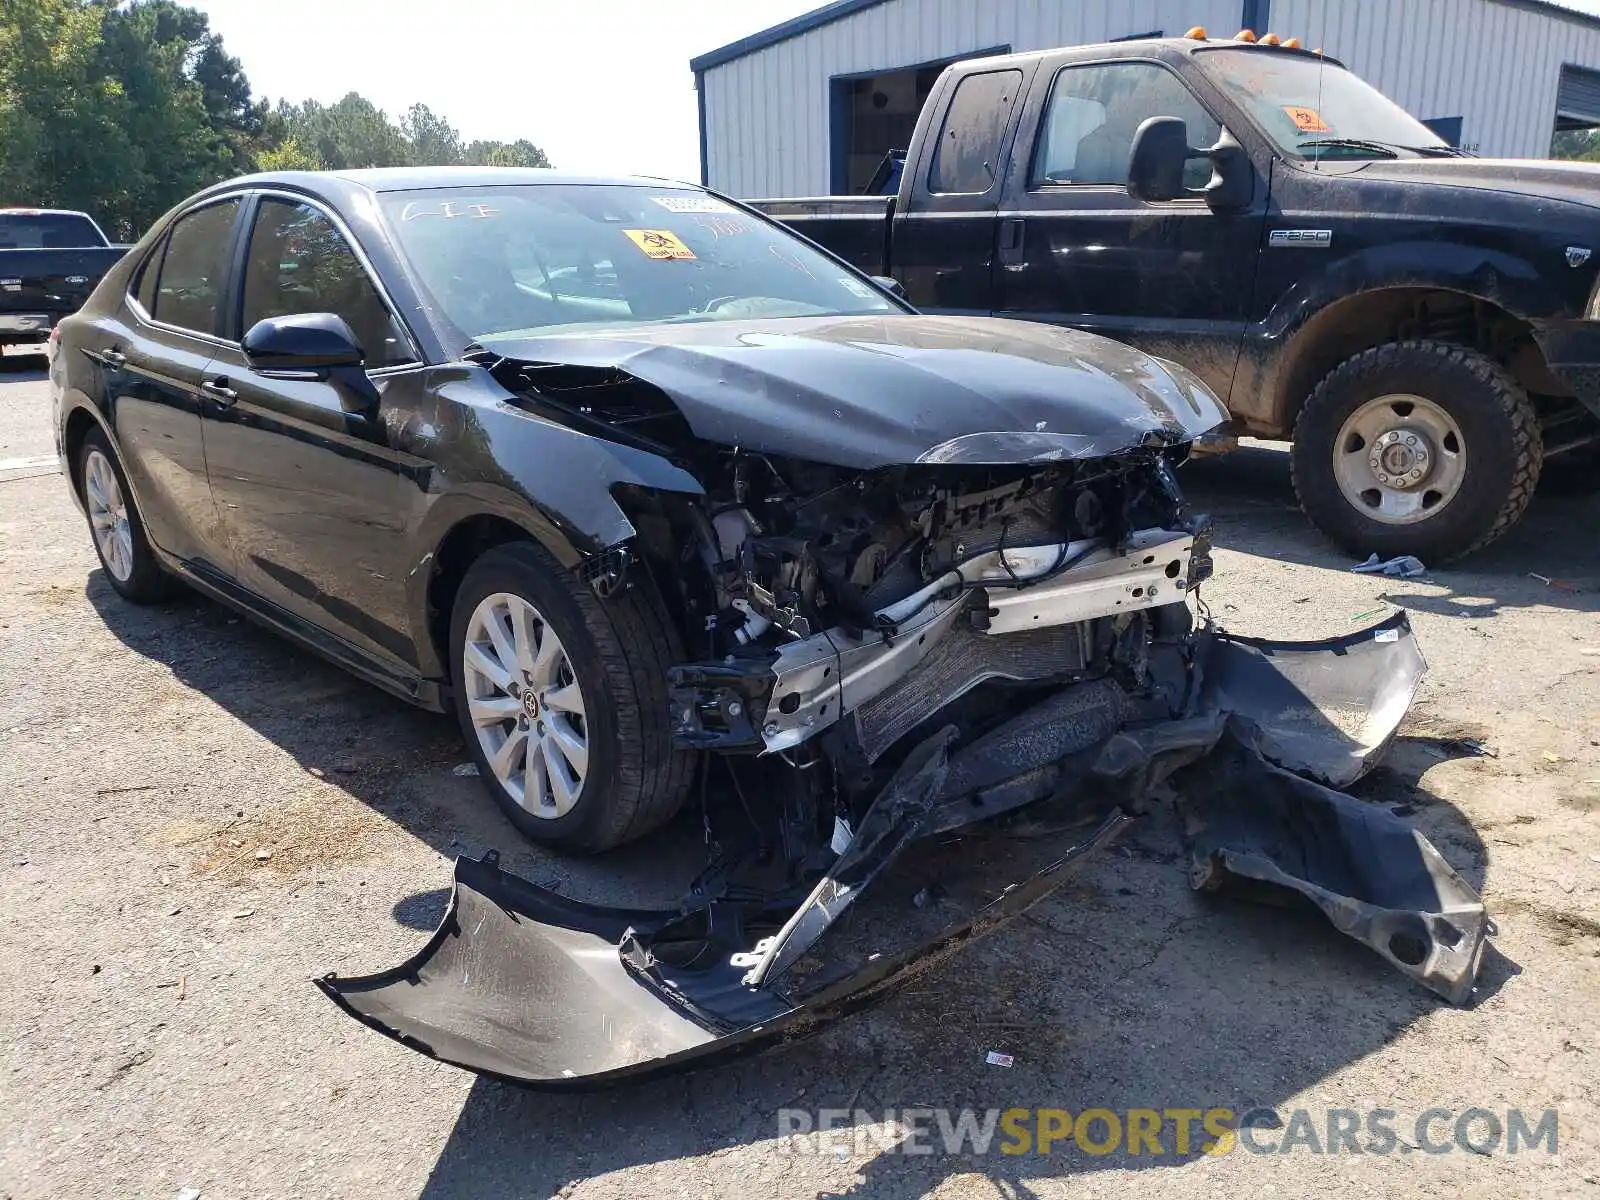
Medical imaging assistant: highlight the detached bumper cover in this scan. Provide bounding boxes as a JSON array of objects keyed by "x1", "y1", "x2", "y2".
[
  {"x1": 318, "y1": 812, "x2": 1131, "y2": 1088},
  {"x1": 321, "y1": 613, "x2": 1489, "y2": 1088}
]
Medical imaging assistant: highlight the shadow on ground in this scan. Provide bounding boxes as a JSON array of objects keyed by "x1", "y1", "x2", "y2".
[{"x1": 86, "y1": 552, "x2": 1503, "y2": 1196}]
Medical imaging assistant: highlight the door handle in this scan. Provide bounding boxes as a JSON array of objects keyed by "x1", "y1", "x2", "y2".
[
  {"x1": 201, "y1": 377, "x2": 238, "y2": 404},
  {"x1": 997, "y1": 218, "x2": 1025, "y2": 263},
  {"x1": 100, "y1": 348, "x2": 127, "y2": 369}
]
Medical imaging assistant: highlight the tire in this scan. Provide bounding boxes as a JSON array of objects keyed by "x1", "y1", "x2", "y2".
[
  {"x1": 77, "y1": 428, "x2": 177, "y2": 603},
  {"x1": 1290, "y1": 340, "x2": 1541, "y2": 563},
  {"x1": 448, "y1": 541, "x2": 695, "y2": 853}
]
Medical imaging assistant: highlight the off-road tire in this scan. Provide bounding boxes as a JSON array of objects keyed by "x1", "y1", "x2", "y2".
[
  {"x1": 448, "y1": 541, "x2": 695, "y2": 853},
  {"x1": 1291, "y1": 340, "x2": 1541, "y2": 563},
  {"x1": 77, "y1": 428, "x2": 179, "y2": 604}
]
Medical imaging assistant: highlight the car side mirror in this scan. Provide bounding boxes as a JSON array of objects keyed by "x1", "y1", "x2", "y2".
[
  {"x1": 242, "y1": 313, "x2": 378, "y2": 414},
  {"x1": 870, "y1": 274, "x2": 907, "y2": 299},
  {"x1": 1128, "y1": 117, "x2": 1254, "y2": 213}
]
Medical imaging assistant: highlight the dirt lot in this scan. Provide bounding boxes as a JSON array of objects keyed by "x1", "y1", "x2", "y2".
[{"x1": 2, "y1": 346, "x2": 1598, "y2": 1199}]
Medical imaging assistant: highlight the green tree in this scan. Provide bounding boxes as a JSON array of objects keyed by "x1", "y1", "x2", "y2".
[
  {"x1": 284, "y1": 93, "x2": 413, "y2": 170},
  {"x1": 0, "y1": 0, "x2": 132, "y2": 226},
  {"x1": 1552, "y1": 127, "x2": 1600, "y2": 162},
  {"x1": 1, "y1": 0, "x2": 552, "y2": 240},
  {"x1": 462, "y1": 138, "x2": 552, "y2": 168},
  {"x1": 401, "y1": 102, "x2": 461, "y2": 166}
]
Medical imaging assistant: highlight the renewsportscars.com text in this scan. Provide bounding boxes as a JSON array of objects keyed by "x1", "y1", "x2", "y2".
[{"x1": 776, "y1": 1106, "x2": 1559, "y2": 1157}]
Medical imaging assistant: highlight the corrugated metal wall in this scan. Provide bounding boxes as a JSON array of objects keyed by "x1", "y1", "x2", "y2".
[
  {"x1": 701, "y1": 0, "x2": 1600, "y2": 196},
  {"x1": 1273, "y1": 0, "x2": 1600, "y2": 157},
  {"x1": 700, "y1": 0, "x2": 1241, "y2": 197}
]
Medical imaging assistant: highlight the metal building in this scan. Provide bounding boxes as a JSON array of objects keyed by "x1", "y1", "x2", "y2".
[{"x1": 691, "y1": 0, "x2": 1600, "y2": 197}]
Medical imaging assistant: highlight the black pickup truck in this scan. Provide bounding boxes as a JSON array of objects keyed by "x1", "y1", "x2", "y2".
[
  {"x1": 753, "y1": 33, "x2": 1600, "y2": 561},
  {"x1": 0, "y1": 208, "x2": 127, "y2": 352}
]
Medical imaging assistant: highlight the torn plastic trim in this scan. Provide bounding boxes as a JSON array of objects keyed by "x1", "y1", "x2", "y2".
[
  {"x1": 1179, "y1": 722, "x2": 1490, "y2": 1005},
  {"x1": 317, "y1": 811, "x2": 1133, "y2": 1090}
]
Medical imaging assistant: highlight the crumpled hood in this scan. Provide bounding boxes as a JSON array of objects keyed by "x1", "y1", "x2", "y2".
[
  {"x1": 479, "y1": 315, "x2": 1226, "y2": 469},
  {"x1": 1354, "y1": 157, "x2": 1600, "y2": 211}
]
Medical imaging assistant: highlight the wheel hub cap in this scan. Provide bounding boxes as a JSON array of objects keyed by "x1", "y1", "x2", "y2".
[
  {"x1": 1333, "y1": 394, "x2": 1467, "y2": 525},
  {"x1": 462, "y1": 592, "x2": 588, "y2": 819},
  {"x1": 1369, "y1": 429, "x2": 1433, "y2": 488}
]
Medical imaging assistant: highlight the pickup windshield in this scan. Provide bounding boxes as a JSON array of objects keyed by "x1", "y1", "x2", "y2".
[
  {"x1": 0, "y1": 211, "x2": 104, "y2": 249},
  {"x1": 378, "y1": 184, "x2": 900, "y2": 349},
  {"x1": 1197, "y1": 48, "x2": 1450, "y2": 160}
]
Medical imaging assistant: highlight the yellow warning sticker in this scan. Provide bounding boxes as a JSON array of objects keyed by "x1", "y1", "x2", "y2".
[
  {"x1": 1284, "y1": 105, "x2": 1331, "y2": 133},
  {"x1": 623, "y1": 229, "x2": 697, "y2": 260}
]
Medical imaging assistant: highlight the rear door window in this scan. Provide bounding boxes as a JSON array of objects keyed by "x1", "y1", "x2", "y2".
[
  {"x1": 150, "y1": 199, "x2": 241, "y2": 335},
  {"x1": 240, "y1": 198, "x2": 413, "y2": 367},
  {"x1": 131, "y1": 239, "x2": 164, "y2": 313},
  {"x1": 929, "y1": 69, "x2": 1024, "y2": 195}
]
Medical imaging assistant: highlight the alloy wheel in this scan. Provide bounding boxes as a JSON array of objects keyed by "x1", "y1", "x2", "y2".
[
  {"x1": 84, "y1": 449, "x2": 134, "y2": 582},
  {"x1": 461, "y1": 591, "x2": 589, "y2": 818}
]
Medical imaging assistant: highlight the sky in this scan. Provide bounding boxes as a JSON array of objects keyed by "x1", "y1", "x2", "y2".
[{"x1": 189, "y1": 0, "x2": 824, "y2": 182}]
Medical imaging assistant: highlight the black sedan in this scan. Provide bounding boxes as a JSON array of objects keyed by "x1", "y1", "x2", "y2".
[
  {"x1": 51, "y1": 168, "x2": 1486, "y2": 1085},
  {"x1": 49, "y1": 166, "x2": 1229, "y2": 848}
]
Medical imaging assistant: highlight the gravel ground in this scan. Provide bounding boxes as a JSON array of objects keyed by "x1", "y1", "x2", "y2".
[{"x1": 2, "y1": 346, "x2": 1598, "y2": 1199}]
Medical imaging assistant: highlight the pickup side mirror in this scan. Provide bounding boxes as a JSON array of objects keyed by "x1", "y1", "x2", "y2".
[
  {"x1": 1127, "y1": 116, "x2": 1192, "y2": 203},
  {"x1": 870, "y1": 274, "x2": 907, "y2": 300},
  {"x1": 1127, "y1": 117, "x2": 1254, "y2": 214},
  {"x1": 242, "y1": 312, "x2": 378, "y2": 414}
]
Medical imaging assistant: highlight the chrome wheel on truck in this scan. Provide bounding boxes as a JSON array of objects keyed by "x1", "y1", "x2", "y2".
[{"x1": 1332, "y1": 393, "x2": 1467, "y2": 524}]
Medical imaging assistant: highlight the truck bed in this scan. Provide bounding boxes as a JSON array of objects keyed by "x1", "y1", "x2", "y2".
[{"x1": 748, "y1": 195, "x2": 893, "y2": 277}]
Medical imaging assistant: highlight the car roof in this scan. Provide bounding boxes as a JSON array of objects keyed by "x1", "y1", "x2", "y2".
[{"x1": 209, "y1": 166, "x2": 702, "y2": 194}]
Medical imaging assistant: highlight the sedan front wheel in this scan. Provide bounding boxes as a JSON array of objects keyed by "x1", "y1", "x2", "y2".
[{"x1": 448, "y1": 541, "x2": 695, "y2": 852}]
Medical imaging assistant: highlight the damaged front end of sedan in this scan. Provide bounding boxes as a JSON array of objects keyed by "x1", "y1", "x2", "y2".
[{"x1": 320, "y1": 318, "x2": 1490, "y2": 1088}]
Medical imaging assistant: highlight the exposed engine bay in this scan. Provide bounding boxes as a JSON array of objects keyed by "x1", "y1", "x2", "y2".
[{"x1": 320, "y1": 326, "x2": 1492, "y2": 1090}]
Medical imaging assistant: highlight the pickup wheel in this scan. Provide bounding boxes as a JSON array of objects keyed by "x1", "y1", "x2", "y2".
[
  {"x1": 448, "y1": 541, "x2": 696, "y2": 853},
  {"x1": 1291, "y1": 340, "x2": 1541, "y2": 563}
]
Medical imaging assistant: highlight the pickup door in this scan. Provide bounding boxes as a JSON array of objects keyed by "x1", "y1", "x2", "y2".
[{"x1": 978, "y1": 55, "x2": 1265, "y2": 400}]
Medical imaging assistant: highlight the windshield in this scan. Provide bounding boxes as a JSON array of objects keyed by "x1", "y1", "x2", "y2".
[
  {"x1": 378, "y1": 184, "x2": 901, "y2": 349},
  {"x1": 0, "y1": 211, "x2": 103, "y2": 249},
  {"x1": 1197, "y1": 48, "x2": 1449, "y2": 160}
]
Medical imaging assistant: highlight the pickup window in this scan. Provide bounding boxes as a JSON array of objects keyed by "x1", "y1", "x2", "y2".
[
  {"x1": 929, "y1": 69, "x2": 1023, "y2": 194},
  {"x1": 0, "y1": 211, "x2": 103, "y2": 249},
  {"x1": 1031, "y1": 62, "x2": 1220, "y2": 188}
]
